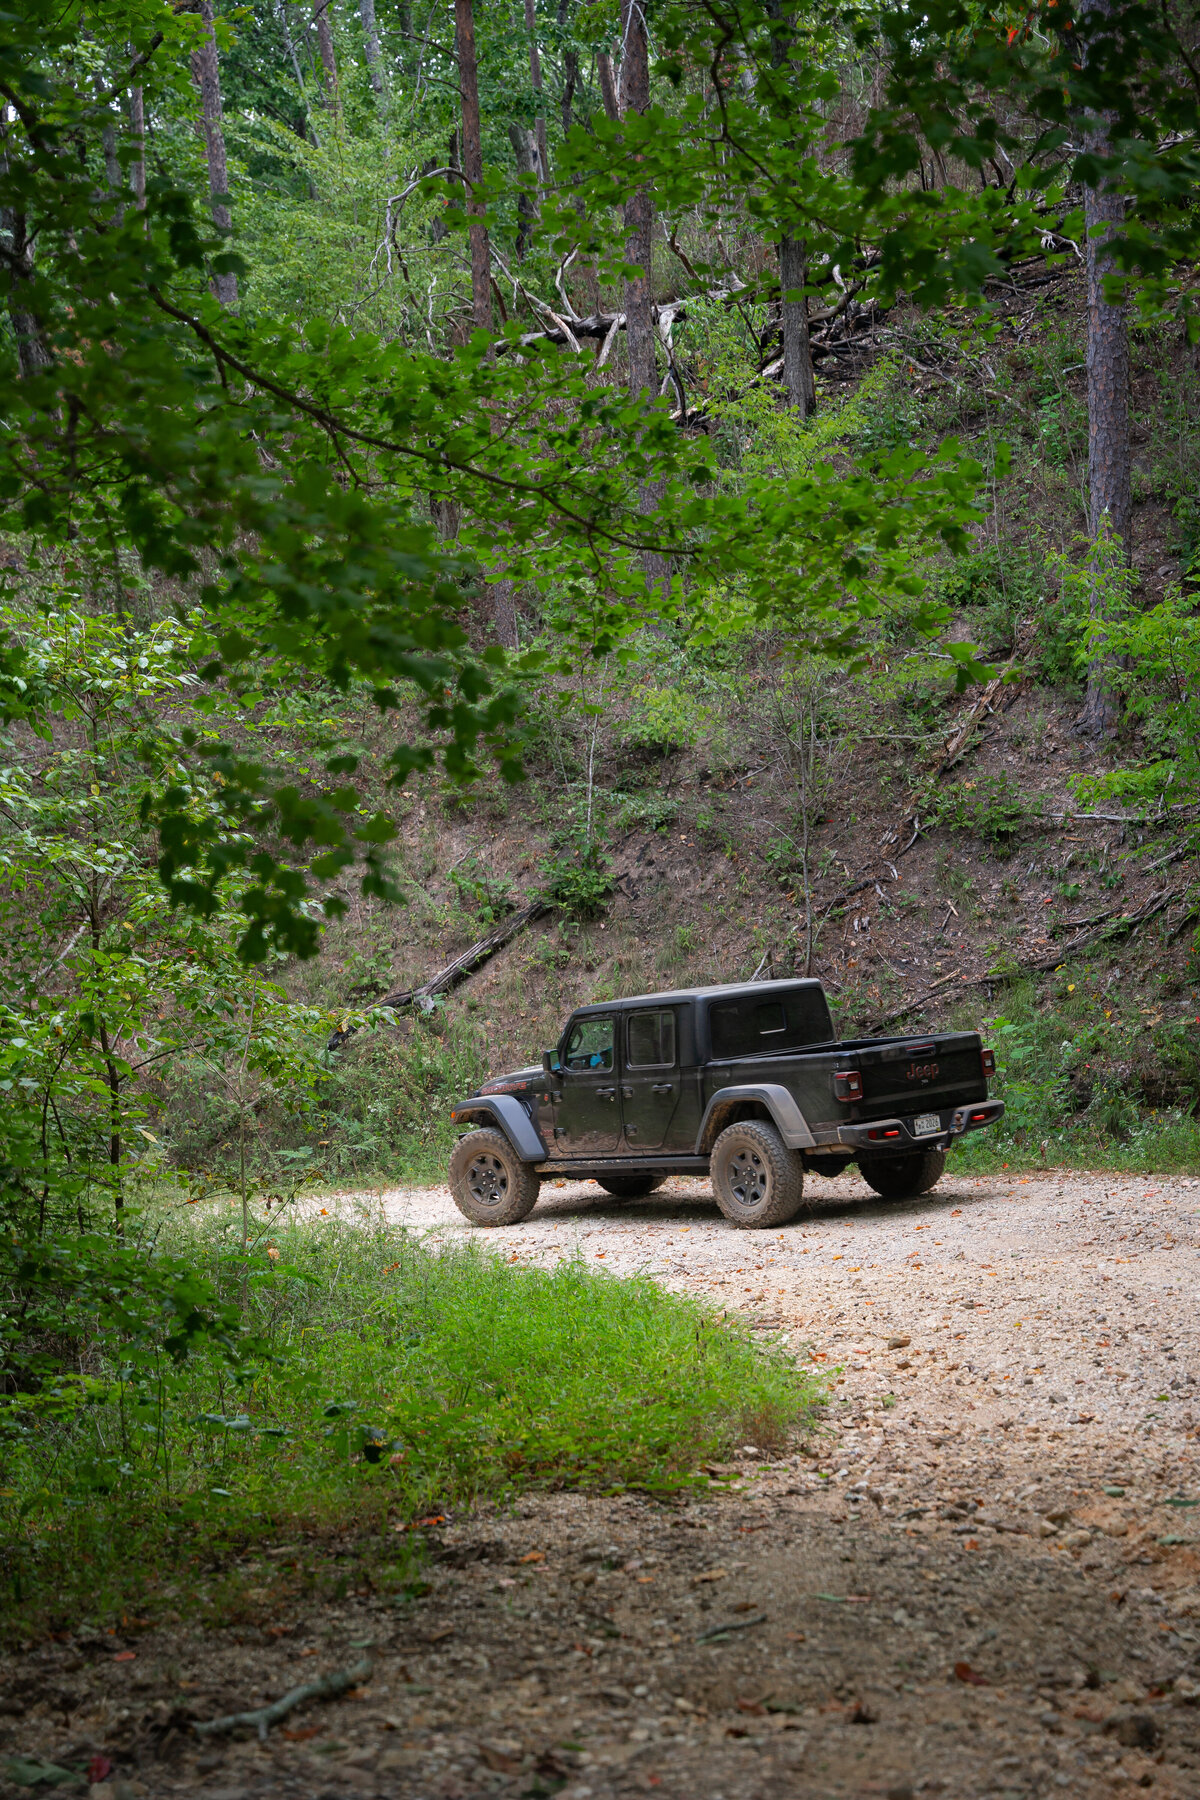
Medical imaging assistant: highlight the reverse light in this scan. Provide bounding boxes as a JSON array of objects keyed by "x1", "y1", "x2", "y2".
[
  {"x1": 980, "y1": 1047, "x2": 996, "y2": 1077},
  {"x1": 834, "y1": 1069, "x2": 864, "y2": 1102}
]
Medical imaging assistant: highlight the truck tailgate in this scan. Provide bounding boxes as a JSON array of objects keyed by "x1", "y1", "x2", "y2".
[{"x1": 851, "y1": 1032, "x2": 986, "y2": 1115}]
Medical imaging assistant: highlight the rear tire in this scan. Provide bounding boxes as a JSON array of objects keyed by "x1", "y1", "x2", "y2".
[
  {"x1": 449, "y1": 1128, "x2": 541, "y2": 1226},
  {"x1": 597, "y1": 1175, "x2": 666, "y2": 1199},
  {"x1": 858, "y1": 1149, "x2": 946, "y2": 1200},
  {"x1": 710, "y1": 1120, "x2": 805, "y2": 1228}
]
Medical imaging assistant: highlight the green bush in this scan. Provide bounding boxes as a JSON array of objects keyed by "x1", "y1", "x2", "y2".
[
  {"x1": 620, "y1": 686, "x2": 709, "y2": 756},
  {"x1": 1, "y1": 1216, "x2": 824, "y2": 1634}
]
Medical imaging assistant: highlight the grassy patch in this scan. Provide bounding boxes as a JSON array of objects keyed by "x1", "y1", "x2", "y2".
[{"x1": 1, "y1": 1215, "x2": 822, "y2": 1640}]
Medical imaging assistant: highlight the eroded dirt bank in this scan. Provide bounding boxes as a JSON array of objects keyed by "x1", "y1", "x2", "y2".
[{"x1": 7, "y1": 1166, "x2": 1200, "y2": 1800}]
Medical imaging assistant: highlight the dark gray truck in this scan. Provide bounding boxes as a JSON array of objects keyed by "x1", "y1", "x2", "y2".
[{"x1": 447, "y1": 978, "x2": 1002, "y2": 1228}]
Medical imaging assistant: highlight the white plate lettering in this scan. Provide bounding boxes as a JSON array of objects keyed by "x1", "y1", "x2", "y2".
[{"x1": 914, "y1": 1112, "x2": 941, "y2": 1136}]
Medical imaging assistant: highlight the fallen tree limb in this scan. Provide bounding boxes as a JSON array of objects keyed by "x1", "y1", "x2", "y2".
[
  {"x1": 194, "y1": 1657, "x2": 373, "y2": 1742},
  {"x1": 327, "y1": 898, "x2": 550, "y2": 1050}
]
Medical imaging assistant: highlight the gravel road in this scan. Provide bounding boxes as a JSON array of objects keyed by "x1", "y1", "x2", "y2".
[{"x1": 13, "y1": 1164, "x2": 1200, "y2": 1800}]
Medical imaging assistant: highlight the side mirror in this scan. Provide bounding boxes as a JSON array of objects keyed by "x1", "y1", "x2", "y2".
[{"x1": 543, "y1": 1049, "x2": 560, "y2": 1079}]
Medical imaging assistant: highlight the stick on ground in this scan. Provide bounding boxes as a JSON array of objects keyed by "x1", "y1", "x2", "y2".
[{"x1": 193, "y1": 1656, "x2": 374, "y2": 1742}]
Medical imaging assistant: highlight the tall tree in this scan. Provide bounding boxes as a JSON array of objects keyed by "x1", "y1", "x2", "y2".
[
  {"x1": 359, "y1": 0, "x2": 384, "y2": 94},
  {"x1": 618, "y1": 0, "x2": 654, "y2": 401},
  {"x1": 524, "y1": 0, "x2": 549, "y2": 184},
  {"x1": 1078, "y1": 0, "x2": 1132, "y2": 739},
  {"x1": 129, "y1": 85, "x2": 147, "y2": 210},
  {"x1": 454, "y1": 0, "x2": 492, "y2": 332},
  {"x1": 618, "y1": 0, "x2": 668, "y2": 602},
  {"x1": 312, "y1": 0, "x2": 341, "y2": 108},
  {"x1": 768, "y1": 0, "x2": 815, "y2": 416},
  {"x1": 191, "y1": 0, "x2": 238, "y2": 308}
]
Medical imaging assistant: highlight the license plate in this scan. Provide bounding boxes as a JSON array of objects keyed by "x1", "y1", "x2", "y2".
[{"x1": 913, "y1": 1112, "x2": 941, "y2": 1137}]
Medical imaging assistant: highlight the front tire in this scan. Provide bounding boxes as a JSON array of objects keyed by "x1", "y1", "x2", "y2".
[
  {"x1": 710, "y1": 1120, "x2": 805, "y2": 1228},
  {"x1": 449, "y1": 1128, "x2": 541, "y2": 1226},
  {"x1": 858, "y1": 1149, "x2": 946, "y2": 1200},
  {"x1": 597, "y1": 1175, "x2": 666, "y2": 1199}
]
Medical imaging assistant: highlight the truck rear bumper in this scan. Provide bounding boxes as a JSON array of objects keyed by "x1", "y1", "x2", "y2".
[{"x1": 829, "y1": 1097, "x2": 1005, "y2": 1153}]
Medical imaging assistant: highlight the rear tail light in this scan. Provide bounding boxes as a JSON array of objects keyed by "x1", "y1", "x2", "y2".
[
  {"x1": 980, "y1": 1047, "x2": 996, "y2": 1077},
  {"x1": 834, "y1": 1069, "x2": 863, "y2": 1102}
]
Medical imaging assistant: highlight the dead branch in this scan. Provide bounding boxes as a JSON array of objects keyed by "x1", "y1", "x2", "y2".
[{"x1": 194, "y1": 1658, "x2": 373, "y2": 1743}]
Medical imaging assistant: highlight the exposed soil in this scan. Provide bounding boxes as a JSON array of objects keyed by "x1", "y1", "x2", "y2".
[{"x1": 8, "y1": 1166, "x2": 1200, "y2": 1800}]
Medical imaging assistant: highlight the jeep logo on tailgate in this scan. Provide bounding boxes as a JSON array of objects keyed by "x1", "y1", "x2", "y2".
[{"x1": 906, "y1": 1061, "x2": 939, "y2": 1082}]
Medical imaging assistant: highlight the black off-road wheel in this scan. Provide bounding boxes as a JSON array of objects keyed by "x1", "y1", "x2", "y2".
[
  {"x1": 710, "y1": 1119, "x2": 806, "y2": 1228},
  {"x1": 449, "y1": 1128, "x2": 541, "y2": 1226},
  {"x1": 858, "y1": 1149, "x2": 946, "y2": 1200},
  {"x1": 596, "y1": 1175, "x2": 667, "y2": 1200}
]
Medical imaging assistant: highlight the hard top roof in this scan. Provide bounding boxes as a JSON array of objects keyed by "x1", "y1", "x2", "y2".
[{"x1": 569, "y1": 978, "x2": 826, "y2": 1016}]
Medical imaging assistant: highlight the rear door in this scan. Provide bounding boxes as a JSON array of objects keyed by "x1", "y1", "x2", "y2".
[
  {"x1": 621, "y1": 1007, "x2": 680, "y2": 1150},
  {"x1": 555, "y1": 1013, "x2": 622, "y2": 1155}
]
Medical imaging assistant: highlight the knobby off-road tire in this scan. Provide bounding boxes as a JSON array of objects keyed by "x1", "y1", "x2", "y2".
[
  {"x1": 710, "y1": 1120, "x2": 806, "y2": 1228},
  {"x1": 858, "y1": 1149, "x2": 946, "y2": 1200},
  {"x1": 597, "y1": 1175, "x2": 666, "y2": 1199},
  {"x1": 449, "y1": 1128, "x2": 541, "y2": 1226}
]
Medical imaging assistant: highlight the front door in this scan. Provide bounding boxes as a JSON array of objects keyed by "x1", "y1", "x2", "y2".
[
  {"x1": 555, "y1": 1013, "x2": 622, "y2": 1156},
  {"x1": 622, "y1": 1007, "x2": 680, "y2": 1151}
]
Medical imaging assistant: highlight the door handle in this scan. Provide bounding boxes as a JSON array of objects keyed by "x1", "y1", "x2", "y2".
[
  {"x1": 596, "y1": 1087, "x2": 616, "y2": 1100},
  {"x1": 651, "y1": 1083, "x2": 674, "y2": 1094},
  {"x1": 620, "y1": 1085, "x2": 634, "y2": 1099}
]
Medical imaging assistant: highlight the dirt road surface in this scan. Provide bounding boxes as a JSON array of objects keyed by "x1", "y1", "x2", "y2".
[{"x1": 9, "y1": 1165, "x2": 1200, "y2": 1800}]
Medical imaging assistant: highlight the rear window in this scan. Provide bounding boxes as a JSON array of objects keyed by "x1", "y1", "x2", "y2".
[{"x1": 708, "y1": 987, "x2": 833, "y2": 1059}]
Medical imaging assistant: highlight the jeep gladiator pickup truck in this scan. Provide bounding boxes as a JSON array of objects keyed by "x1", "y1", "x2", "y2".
[{"x1": 447, "y1": 978, "x2": 1002, "y2": 1228}]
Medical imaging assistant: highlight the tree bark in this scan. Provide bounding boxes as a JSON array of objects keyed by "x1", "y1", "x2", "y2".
[
  {"x1": 769, "y1": 0, "x2": 815, "y2": 415},
  {"x1": 618, "y1": 1, "x2": 654, "y2": 401},
  {"x1": 596, "y1": 51, "x2": 620, "y2": 122},
  {"x1": 191, "y1": 0, "x2": 238, "y2": 307},
  {"x1": 455, "y1": 0, "x2": 492, "y2": 332},
  {"x1": 312, "y1": 0, "x2": 341, "y2": 119},
  {"x1": 1078, "y1": 1, "x2": 1132, "y2": 740},
  {"x1": 1, "y1": 209, "x2": 52, "y2": 377},
  {"x1": 507, "y1": 122, "x2": 539, "y2": 257},
  {"x1": 778, "y1": 234, "x2": 815, "y2": 414},
  {"x1": 129, "y1": 85, "x2": 146, "y2": 211},
  {"x1": 359, "y1": 0, "x2": 384, "y2": 93},
  {"x1": 523, "y1": 0, "x2": 549, "y2": 185}
]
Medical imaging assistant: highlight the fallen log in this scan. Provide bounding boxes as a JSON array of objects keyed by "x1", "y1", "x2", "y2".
[{"x1": 327, "y1": 897, "x2": 550, "y2": 1050}]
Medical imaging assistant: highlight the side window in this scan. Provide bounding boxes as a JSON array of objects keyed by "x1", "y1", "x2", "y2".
[
  {"x1": 563, "y1": 1015, "x2": 615, "y2": 1072},
  {"x1": 627, "y1": 1009, "x2": 677, "y2": 1069}
]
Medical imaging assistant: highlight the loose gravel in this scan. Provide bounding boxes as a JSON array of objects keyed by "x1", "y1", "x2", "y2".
[{"x1": 9, "y1": 1164, "x2": 1200, "y2": 1800}]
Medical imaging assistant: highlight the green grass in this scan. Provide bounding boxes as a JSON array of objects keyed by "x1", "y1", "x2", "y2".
[{"x1": 0, "y1": 1213, "x2": 823, "y2": 1640}]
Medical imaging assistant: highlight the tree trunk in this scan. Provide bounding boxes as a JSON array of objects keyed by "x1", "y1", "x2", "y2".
[
  {"x1": 454, "y1": 0, "x2": 492, "y2": 332},
  {"x1": 191, "y1": 0, "x2": 238, "y2": 308},
  {"x1": 1078, "y1": 4, "x2": 1132, "y2": 740},
  {"x1": 618, "y1": 2, "x2": 654, "y2": 401},
  {"x1": 507, "y1": 122, "x2": 539, "y2": 258},
  {"x1": 523, "y1": 0, "x2": 549, "y2": 184},
  {"x1": 596, "y1": 51, "x2": 620, "y2": 124},
  {"x1": 618, "y1": 0, "x2": 668, "y2": 602},
  {"x1": 129, "y1": 85, "x2": 146, "y2": 211},
  {"x1": 359, "y1": 0, "x2": 384, "y2": 93},
  {"x1": 1, "y1": 209, "x2": 52, "y2": 377},
  {"x1": 312, "y1": 0, "x2": 341, "y2": 116},
  {"x1": 769, "y1": 0, "x2": 815, "y2": 415},
  {"x1": 778, "y1": 234, "x2": 815, "y2": 414}
]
